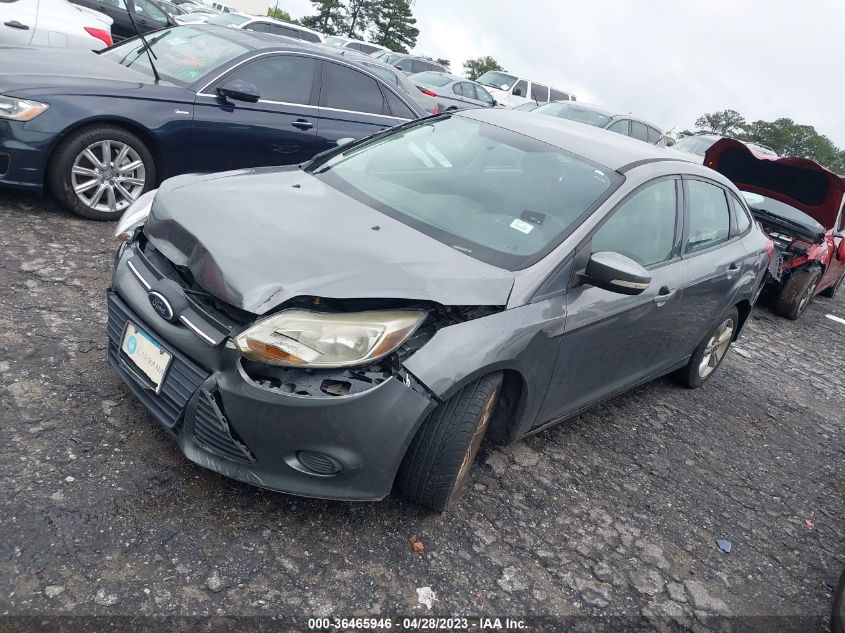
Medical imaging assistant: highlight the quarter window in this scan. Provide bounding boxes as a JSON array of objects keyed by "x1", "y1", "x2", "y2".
[
  {"x1": 731, "y1": 196, "x2": 752, "y2": 234},
  {"x1": 221, "y1": 55, "x2": 316, "y2": 104},
  {"x1": 549, "y1": 88, "x2": 570, "y2": 101},
  {"x1": 646, "y1": 126, "x2": 662, "y2": 144},
  {"x1": 383, "y1": 90, "x2": 414, "y2": 119},
  {"x1": 630, "y1": 121, "x2": 648, "y2": 141},
  {"x1": 320, "y1": 62, "x2": 386, "y2": 115},
  {"x1": 685, "y1": 180, "x2": 731, "y2": 253},
  {"x1": 591, "y1": 179, "x2": 677, "y2": 267}
]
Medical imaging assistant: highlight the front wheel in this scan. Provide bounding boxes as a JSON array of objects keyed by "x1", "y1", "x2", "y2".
[
  {"x1": 774, "y1": 267, "x2": 821, "y2": 319},
  {"x1": 820, "y1": 268, "x2": 845, "y2": 299},
  {"x1": 395, "y1": 372, "x2": 503, "y2": 511},
  {"x1": 673, "y1": 308, "x2": 738, "y2": 388},
  {"x1": 48, "y1": 125, "x2": 156, "y2": 221}
]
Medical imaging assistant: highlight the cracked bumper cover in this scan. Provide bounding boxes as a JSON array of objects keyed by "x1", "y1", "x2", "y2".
[{"x1": 107, "y1": 250, "x2": 436, "y2": 501}]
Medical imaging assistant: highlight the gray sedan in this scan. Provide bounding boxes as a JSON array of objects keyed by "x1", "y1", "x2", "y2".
[
  {"x1": 108, "y1": 109, "x2": 770, "y2": 511},
  {"x1": 410, "y1": 71, "x2": 497, "y2": 111},
  {"x1": 531, "y1": 101, "x2": 668, "y2": 146}
]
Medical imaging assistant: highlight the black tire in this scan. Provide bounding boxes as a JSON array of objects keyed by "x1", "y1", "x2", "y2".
[
  {"x1": 820, "y1": 268, "x2": 845, "y2": 299},
  {"x1": 395, "y1": 372, "x2": 503, "y2": 511},
  {"x1": 48, "y1": 125, "x2": 156, "y2": 221},
  {"x1": 774, "y1": 267, "x2": 821, "y2": 320},
  {"x1": 833, "y1": 566, "x2": 845, "y2": 633},
  {"x1": 673, "y1": 307, "x2": 739, "y2": 388}
]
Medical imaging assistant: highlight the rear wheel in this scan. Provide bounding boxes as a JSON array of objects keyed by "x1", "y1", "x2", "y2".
[
  {"x1": 48, "y1": 125, "x2": 155, "y2": 221},
  {"x1": 673, "y1": 307, "x2": 738, "y2": 388},
  {"x1": 820, "y1": 268, "x2": 845, "y2": 298},
  {"x1": 395, "y1": 372, "x2": 503, "y2": 511},
  {"x1": 774, "y1": 267, "x2": 821, "y2": 319},
  {"x1": 833, "y1": 566, "x2": 845, "y2": 633}
]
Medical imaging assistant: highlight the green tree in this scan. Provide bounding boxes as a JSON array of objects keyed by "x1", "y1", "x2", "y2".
[
  {"x1": 368, "y1": 0, "x2": 418, "y2": 53},
  {"x1": 435, "y1": 57, "x2": 450, "y2": 68},
  {"x1": 300, "y1": 0, "x2": 346, "y2": 36},
  {"x1": 344, "y1": 0, "x2": 372, "y2": 38},
  {"x1": 267, "y1": 6, "x2": 294, "y2": 21},
  {"x1": 463, "y1": 56, "x2": 504, "y2": 81},
  {"x1": 694, "y1": 109, "x2": 747, "y2": 137}
]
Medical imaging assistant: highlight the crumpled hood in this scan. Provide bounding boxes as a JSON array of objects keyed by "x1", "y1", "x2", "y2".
[
  {"x1": 704, "y1": 138, "x2": 845, "y2": 229},
  {"x1": 143, "y1": 167, "x2": 515, "y2": 314}
]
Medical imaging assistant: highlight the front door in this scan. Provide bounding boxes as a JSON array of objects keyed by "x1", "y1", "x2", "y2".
[
  {"x1": 190, "y1": 53, "x2": 322, "y2": 173},
  {"x1": 536, "y1": 177, "x2": 687, "y2": 426}
]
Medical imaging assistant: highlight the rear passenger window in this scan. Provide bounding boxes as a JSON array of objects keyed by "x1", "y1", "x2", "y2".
[
  {"x1": 384, "y1": 90, "x2": 415, "y2": 119},
  {"x1": 244, "y1": 22, "x2": 269, "y2": 32},
  {"x1": 630, "y1": 121, "x2": 648, "y2": 141},
  {"x1": 549, "y1": 88, "x2": 569, "y2": 101},
  {"x1": 221, "y1": 55, "x2": 316, "y2": 104},
  {"x1": 320, "y1": 62, "x2": 386, "y2": 115},
  {"x1": 411, "y1": 60, "x2": 428, "y2": 73},
  {"x1": 298, "y1": 30, "x2": 321, "y2": 43},
  {"x1": 531, "y1": 83, "x2": 550, "y2": 102},
  {"x1": 685, "y1": 180, "x2": 731, "y2": 253},
  {"x1": 513, "y1": 80, "x2": 528, "y2": 97},
  {"x1": 731, "y1": 196, "x2": 752, "y2": 234},
  {"x1": 646, "y1": 126, "x2": 662, "y2": 144},
  {"x1": 591, "y1": 179, "x2": 677, "y2": 267}
]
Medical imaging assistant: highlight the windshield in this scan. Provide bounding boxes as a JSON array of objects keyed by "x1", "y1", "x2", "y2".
[
  {"x1": 412, "y1": 71, "x2": 451, "y2": 87},
  {"x1": 206, "y1": 13, "x2": 250, "y2": 26},
  {"x1": 533, "y1": 102, "x2": 612, "y2": 128},
  {"x1": 476, "y1": 71, "x2": 518, "y2": 90},
  {"x1": 674, "y1": 135, "x2": 719, "y2": 156},
  {"x1": 310, "y1": 115, "x2": 620, "y2": 270},
  {"x1": 101, "y1": 27, "x2": 248, "y2": 86},
  {"x1": 741, "y1": 192, "x2": 824, "y2": 233}
]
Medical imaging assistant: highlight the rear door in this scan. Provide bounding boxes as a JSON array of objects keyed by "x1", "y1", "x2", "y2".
[
  {"x1": 191, "y1": 53, "x2": 322, "y2": 171},
  {"x1": 677, "y1": 177, "x2": 750, "y2": 353},
  {"x1": 0, "y1": 0, "x2": 36, "y2": 44},
  {"x1": 314, "y1": 59, "x2": 411, "y2": 152}
]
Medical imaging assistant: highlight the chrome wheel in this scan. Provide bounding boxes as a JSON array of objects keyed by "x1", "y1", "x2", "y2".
[
  {"x1": 796, "y1": 277, "x2": 818, "y2": 314},
  {"x1": 698, "y1": 318, "x2": 735, "y2": 379},
  {"x1": 71, "y1": 140, "x2": 146, "y2": 214}
]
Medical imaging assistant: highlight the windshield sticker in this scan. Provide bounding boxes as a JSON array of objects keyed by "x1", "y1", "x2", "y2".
[{"x1": 510, "y1": 218, "x2": 534, "y2": 234}]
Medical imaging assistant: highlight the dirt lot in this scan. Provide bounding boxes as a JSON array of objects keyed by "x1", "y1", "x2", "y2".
[{"x1": 1, "y1": 189, "x2": 843, "y2": 632}]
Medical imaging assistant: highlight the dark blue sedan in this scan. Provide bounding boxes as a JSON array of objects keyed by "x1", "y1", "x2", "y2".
[{"x1": 0, "y1": 26, "x2": 425, "y2": 219}]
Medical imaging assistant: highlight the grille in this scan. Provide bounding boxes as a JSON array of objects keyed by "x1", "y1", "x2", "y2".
[
  {"x1": 193, "y1": 390, "x2": 255, "y2": 464},
  {"x1": 297, "y1": 450, "x2": 343, "y2": 476},
  {"x1": 107, "y1": 292, "x2": 209, "y2": 429}
]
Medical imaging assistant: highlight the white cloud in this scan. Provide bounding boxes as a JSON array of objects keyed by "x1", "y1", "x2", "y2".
[{"x1": 282, "y1": 0, "x2": 845, "y2": 145}]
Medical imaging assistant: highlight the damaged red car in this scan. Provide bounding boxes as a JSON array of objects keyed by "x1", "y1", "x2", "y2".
[{"x1": 705, "y1": 139, "x2": 845, "y2": 319}]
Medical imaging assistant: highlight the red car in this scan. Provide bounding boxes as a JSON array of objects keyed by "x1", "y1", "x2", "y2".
[{"x1": 705, "y1": 139, "x2": 845, "y2": 319}]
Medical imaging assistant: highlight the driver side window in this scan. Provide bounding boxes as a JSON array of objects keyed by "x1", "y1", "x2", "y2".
[{"x1": 591, "y1": 179, "x2": 678, "y2": 267}]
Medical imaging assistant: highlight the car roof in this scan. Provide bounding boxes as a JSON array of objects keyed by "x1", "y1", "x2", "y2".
[
  {"x1": 194, "y1": 24, "x2": 328, "y2": 51},
  {"x1": 542, "y1": 101, "x2": 663, "y2": 128},
  {"x1": 239, "y1": 15, "x2": 323, "y2": 36},
  {"x1": 457, "y1": 108, "x2": 695, "y2": 172}
]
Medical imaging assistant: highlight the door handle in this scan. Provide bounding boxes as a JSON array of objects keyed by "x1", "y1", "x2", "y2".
[
  {"x1": 291, "y1": 119, "x2": 313, "y2": 131},
  {"x1": 653, "y1": 286, "x2": 676, "y2": 304},
  {"x1": 726, "y1": 262, "x2": 740, "y2": 277},
  {"x1": 4, "y1": 20, "x2": 30, "y2": 29}
]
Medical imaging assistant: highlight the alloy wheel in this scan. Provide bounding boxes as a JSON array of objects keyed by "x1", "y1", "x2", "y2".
[
  {"x1": 698, "y1": 318, "x2": 735, "y2": 379},
  {"x1": 71, "y1": 140, "x2": 146, "y2": 214},
  {"x1": 796, "y1": 277, "x2": 818, "y2": 314},
  {"x1": 447, "y1": 387, "x2": 498, "y2": 506}
]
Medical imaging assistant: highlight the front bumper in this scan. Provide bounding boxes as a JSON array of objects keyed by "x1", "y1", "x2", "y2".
[
  {"x1": 107, "y1": 250, "x2": 436, "y2": 501},
  {"x1": 0, "y1": 120, "x2": 55, "y2": 189}
]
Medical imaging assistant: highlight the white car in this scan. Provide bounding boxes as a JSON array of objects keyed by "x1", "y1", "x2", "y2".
[
  {"x1": 0, "y1": 0, "x2": 113, "y2": 50},
  {"x1": 203, "y1": 12, "x2": 324, "y2": 43},
  {"x1": 475, "y1": 70, "x2": 576, "y2": 108}
]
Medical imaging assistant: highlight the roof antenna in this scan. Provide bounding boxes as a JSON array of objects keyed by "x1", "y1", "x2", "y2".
[{"x1": 124, "y1": 0, "x2": 161, "y2": 83}]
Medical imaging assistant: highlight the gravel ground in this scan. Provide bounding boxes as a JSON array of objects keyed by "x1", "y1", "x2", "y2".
[{"x1": 1, "y1": 190, "x2": 843, "y2": 632}]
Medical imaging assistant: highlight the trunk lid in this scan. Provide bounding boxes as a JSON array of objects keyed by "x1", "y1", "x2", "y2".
[{"x1": 143, "y1": 167, "x2": 515, "y2": 315}]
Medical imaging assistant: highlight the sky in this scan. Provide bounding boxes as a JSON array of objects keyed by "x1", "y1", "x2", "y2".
[{"x1": 279, "y1": 0, "x2": 845, "y2": 147}]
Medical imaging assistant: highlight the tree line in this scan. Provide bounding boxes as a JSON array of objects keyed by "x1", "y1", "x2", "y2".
[{"x1": 691, "y1": 110, "x2": 845, "y2": 174}]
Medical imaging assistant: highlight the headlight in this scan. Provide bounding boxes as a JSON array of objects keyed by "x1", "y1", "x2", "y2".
[
  {"x1": 0, "y1": 95, "x2": 49, "y2": 121},
  {"x1": 114, "y1": 189, "x2": 157, "y2": 242},
  {"x1": 235, "y1": 309, "x2": 426, "y2": 368}
]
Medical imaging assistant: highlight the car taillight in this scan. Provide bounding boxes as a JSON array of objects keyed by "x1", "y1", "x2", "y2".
[
  {"x1": 764, "y1": 238, "x2": 776, "y2": 262},
  {"x1": 418, "y1": 87, "x2": 437, "y2": 97},
  {"x1": 84, "y1": 27, "x2": 113, "y2": 47}
]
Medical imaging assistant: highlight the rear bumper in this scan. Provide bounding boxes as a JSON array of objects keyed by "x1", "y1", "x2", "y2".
[
  {"x1": 106, "y1": 263, "x2": 436, "y2": 500},
  {"x1": 0, "y1": 121, "x2": 54, "y2": 189}
]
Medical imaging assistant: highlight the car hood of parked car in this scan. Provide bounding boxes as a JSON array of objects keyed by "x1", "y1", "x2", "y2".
[
  {"x1": 142, "y1": 167, "x2": 516, "y2": 314},
  {"x1": 705, "y1": 138, "x2": 845, "y2": 230},
  {"x1": 0, "y1": 46, "x2": 169, "y2": 97}
]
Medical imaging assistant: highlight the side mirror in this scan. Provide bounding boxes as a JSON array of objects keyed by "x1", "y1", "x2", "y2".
[
  {"x1": 490, "y1": 99, "x2": 498, "y2": 107},
  {"x1": 217, "y1": 79, "x2": 260, "y2": 103},
  {"x1": 513, "y1": 87, "x2": 522, "y2": 96},
  {"x1": 584, "y1": 251, "x2": 652, "y2": 295}
]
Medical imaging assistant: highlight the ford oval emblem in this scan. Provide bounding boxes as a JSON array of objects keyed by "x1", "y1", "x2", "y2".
[{"x1": 148, "y1": 291, "x2": 175, "y2": 322}]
